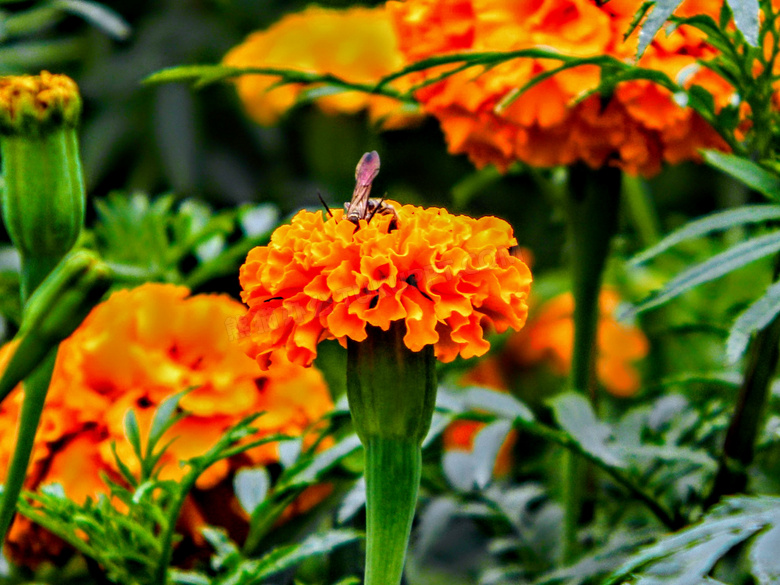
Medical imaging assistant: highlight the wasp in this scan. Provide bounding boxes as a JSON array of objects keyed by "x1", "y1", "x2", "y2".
[{"x1": 344, "y1": 151, "x2": 398, "y2": 230}]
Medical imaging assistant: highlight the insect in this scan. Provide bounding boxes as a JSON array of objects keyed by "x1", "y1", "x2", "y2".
[{"x1": 344, "y1": 151, "x2": 398, "y2": 230}]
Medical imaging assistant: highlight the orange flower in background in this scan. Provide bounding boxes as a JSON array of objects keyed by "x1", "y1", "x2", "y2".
[
  {"x1": 444, "y1": 418, "x2": 517, "y2": 478},
  {"x1": 238, "y1": 203, "x2": 532, "y2": 369},
  {"x1": 387, "y1": 0, "x2": 731, "y2": 176},
  {"x1": 0, "y1": 283, "x2": 333, "y2": 561},
  {"x1": 508, "y1": 288, "x2": 649, "y2": 397},
  {"x1": 223, "y1": 5, "x2": 421, "y2": 129}
]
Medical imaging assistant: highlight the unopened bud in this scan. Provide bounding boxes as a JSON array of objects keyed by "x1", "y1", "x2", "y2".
[{"x1": 0, "y1": 72, "x2": 85, "y2": 285}]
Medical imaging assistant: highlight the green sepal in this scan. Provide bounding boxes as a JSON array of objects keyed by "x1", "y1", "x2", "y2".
[
  {"x1": 1, "y1": 126, "x2": 85, "y2": 280},
  {"x1": 346, "y1": 322, "x2": 437, "y2": 445}
]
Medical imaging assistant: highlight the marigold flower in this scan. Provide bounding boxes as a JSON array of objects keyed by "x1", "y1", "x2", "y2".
[
  {"x1": 507, "y1": 288, "x2": 649, "y2": 396},
  {"x1": 238, "y1": 202, "x2": 532, "y2": 369},
  {"x1": 0, "y1": 283, "x2": 333, "y2": 563},
  {"x1": 387, "y1": 0, "x2": 731, "y2": 176},
  {"x1": 223, "y1": 5, "x2": 420, "y2": 129}
]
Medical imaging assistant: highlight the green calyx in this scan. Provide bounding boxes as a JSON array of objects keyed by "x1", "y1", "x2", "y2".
[
  {"x1": 1, "y1": 124, "x2": 85, "y2": 274},
  {"x1": 347, "y1": 322, "x2": 437, "y2": 585},
  {"x1": 347, "y1": 322, "x2": 437, "y2": 444}
]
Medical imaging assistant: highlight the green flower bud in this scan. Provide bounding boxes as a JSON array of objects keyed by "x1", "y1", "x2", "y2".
[
  {"x1": 0, "y1": 72, "x2": 85, "y2": 297},
  {"x1": 347, "y1": 322, "x2": 437, "y2": 585}
]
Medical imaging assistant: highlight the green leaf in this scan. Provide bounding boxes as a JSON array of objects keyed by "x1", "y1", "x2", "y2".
[
  {"x1": 629, "y1": 230, "x2": 780, "y2": 315},
  {"x1": 52, "y1": 0, "x2": 130, "y2": 40},
  {"x1": 637, "y1": 0, "x2": 686, "y2": 57},
  {"x1": 472, "y1": 420, "x2": 513, "y2": 489},
  {"x1": 750, "y1": 524, "x2": 780, "y2": 585},
  {"x1": 629, "y1": 205, "x2": 780, "y2": 266},
  {"x1": 233, "y1": 467, "x2": 270, "y2": 516},
  {"x1": 251, "y1": 529, "x2": 362, "y2": 581},
  {"x1": 147, "y1": 388, "x2": 188, "y2": 450},
  {"x1": 726, "y1": 279, "x2": 780, "y2": 364},
  {"x1": 702, "y1": 150, "x2": 780, "y2": 200},
  {"x1": 462, "y1": 387, "x2": 535, "y2": 423},
  {"x1": 604, "y1": 496, "x2": 780, "y2": 585},
  {"x1": 144, "y1": 64, "x2": 235, "y2": 86},
  {"x1": 124, "y1": 409, "x2": 143, "y2": 460},
  {"x1": 222, "y1": 530, "x2": 362, "y2": 584},
  {"x1": 726, "y1": 0, "x2": 759, "y2": 45},
  {"x1": 549, "y1": 393, "x2": 624, "y2": 468}
]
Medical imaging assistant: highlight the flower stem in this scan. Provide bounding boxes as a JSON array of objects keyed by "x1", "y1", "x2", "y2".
[
  {"x1": 347, "y1": 323, "x2": 437, "y2": 585},
  {"x1": 562, "y1": 165, "x2": 621, "y2": 561},
  {"x1": 364, "y1": 437, "x2": 421, "y2": 585},
  {"x1": 706, "y1": 258, "x2": 780, "y2": 506}
]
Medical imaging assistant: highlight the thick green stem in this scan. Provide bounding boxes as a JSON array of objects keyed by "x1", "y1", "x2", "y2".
[
  {"x1": 364, "y1": 438, "x2": 421, "y2": 585},
  {"x1": 347, "y1": 323, "x2": 437, "y2": 585},
  {"x1": 706, "y1": 259, "x2": 780, "y2": 506},
  {"x1": 562, "y1": 165, "x2": 622, "y2": 561}
]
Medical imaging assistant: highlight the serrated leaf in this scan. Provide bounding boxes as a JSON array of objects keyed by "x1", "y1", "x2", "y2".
[
  {"x1": 726, "y1": 0, "x2": 759, "y2": 45},
  {"x1": 462, "y1": 387, "x2": 534, "y2": 422},
  {"x1": 247, "y1": 530, "x2": 362, "y2": 582},
  {"x1": 549, "y1": 393, "x2": 624, "y2": 468},
  {"x1": 53, "y1": 0, "x2": 130, "y2": 40},
  {"x1": 280, "y1": 434, "x2": 361, "y2": 489},
  {"x1": 472, "y1": 420, "x2": 513, "y2": 489},
  {"x1": 233, "y1": 468, "x2": 270, "y2": 516},
  {"x1": 240, "y1": 204, "x2": 279, "y2": 237},
  {"x1": 637, "y1": 0, "x2": 685, "y2": 57},
  {"x1": 629, "y1": 205, "x2": 780, "y2": 266},
  {"x1": 415, "y1": 497, "x2": 458, "y2": 558},
  {"x1": 336, "y1": 477, "x2": 366, "y2": 524},
  {"x1": 604, "y1": 496, "x2": 779, "y2": 585},
  {"x1": 702, "y1": 151, "x2": 780, "y2": 200},
  {"x1": 750, "y1": 523, "x2": 780, "y2": 585},
  {"x1": 442, "y1": 451, "x2": 478, "y2": 491},
  {"x1": 629, "y1": 230, "x2": 780, "y2": 316},
  {"x1": 726, "y1": 279, "x2": 780, "y2": 364}
]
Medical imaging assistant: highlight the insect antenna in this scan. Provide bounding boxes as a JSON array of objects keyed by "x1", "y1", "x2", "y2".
[{"x1": 317, "y1": 190, "x2": 334, "y2": 218}]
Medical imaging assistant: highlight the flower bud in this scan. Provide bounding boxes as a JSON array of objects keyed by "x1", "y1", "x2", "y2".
[{"x1": 0, "y1": 72, "x2": 85, "y2": 292}]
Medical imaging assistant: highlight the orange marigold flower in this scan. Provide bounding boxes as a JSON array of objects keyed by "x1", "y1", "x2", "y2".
[
  {"x1": 223, "y1": 5, "x2": 421, "y2": 129},
  {"x1": 238, "y1": 202, "x2": 532, "y2": 369},
  {"x1": 387, "y1": 0, "x2": 731, "y2": 176},
  {"x1": 507, "y1": 288, "x2": 649, "y2": 396},
  {"x1": 0, "y1": 283, "x2": 333, "y2": 563}
]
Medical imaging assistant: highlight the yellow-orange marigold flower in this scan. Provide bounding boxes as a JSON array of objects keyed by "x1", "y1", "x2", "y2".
[
  {"x1": 223, "y1": 5, "x2": 420, "y2": 129},
  {"x1": 239, "y1": 203, "x2": 532, "y2": 368},
  {"x1": 0, "y1": 283, "x2": 333, "y2": 562},
  {"x1": 387, "y1": 0, "x2": 731, "y2": 176},
  {"x1": 507, "y1": 288, "x2": 649, "y2": 396}
]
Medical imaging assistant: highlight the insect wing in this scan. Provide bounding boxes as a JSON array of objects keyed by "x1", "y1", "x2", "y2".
[{"x1": 347, "y1": 151, "x2": 380, "y2": 222}]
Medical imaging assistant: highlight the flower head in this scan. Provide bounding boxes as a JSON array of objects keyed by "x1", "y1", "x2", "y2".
[
  {"x1": 239, "y1": 199, "x2": 532, "y2": 369},
  {"x1": 387, "y1": 0, "x2": 730, "y2": 176},
  {"x1": 0, "y1": 71, "x2": 80, "y2": 135},
  {"x1": 223, "y1": 5, "x2": 420, "y2": 129},
  {"x1": 507, "y1": 288, "x2": 649, "y2": 396},
  {"x1": 0, "y1": 283, "x2": 333, "y2": 562}
]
